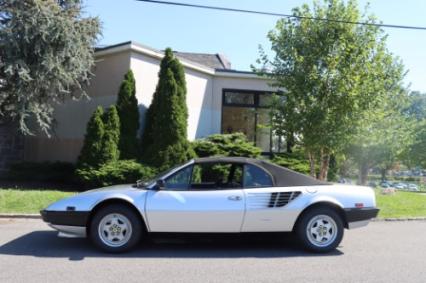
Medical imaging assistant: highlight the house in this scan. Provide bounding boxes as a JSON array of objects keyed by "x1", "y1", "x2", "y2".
[{"x1": 23, "y1": 41, "x2": 278, "y2": 163}]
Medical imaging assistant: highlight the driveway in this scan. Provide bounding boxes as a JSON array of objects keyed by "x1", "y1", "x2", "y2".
[{"x1": 0, "y1": 218, "x2": 425, "y2": 283}]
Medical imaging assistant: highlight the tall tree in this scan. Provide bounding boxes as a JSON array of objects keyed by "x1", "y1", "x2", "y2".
[
  {"x1": 0, "y1": 0, "x2": 101, "y2": 135},
  {"x1": 348, "y1": 89, "x2": 414, "y2": 184},
  {"x1": 404, "y1": 91, "x2": 426, "y2": 120},
  {"x1": 77, "y1": 106, "x2": 104, "y2": 168},
  {"x1": 256, "y1": 0, "x2": 405, "y2": 180},
  {"x1": 116, "y1": 70, "x2": 139, "y2": 159},
  {"x1": 141, "y1": 48, "x2": 194, "y2": 170},
  {"x1": 401, "y1": 91, "x2": 426, "y2": 168},
  {"x1": 100, "y1": 105, "x2": 120, "y2": 164}
]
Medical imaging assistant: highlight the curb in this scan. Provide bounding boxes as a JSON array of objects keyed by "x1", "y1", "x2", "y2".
[
  {"x1": 0, "y1": 214, "x2": 426, "y2": 222},
  {"x1": 0, "y1": 214, "x2": 41, "y2": 219},
  {"x1": 372, "y1": 217, "x2": 426, "y2": 222}
]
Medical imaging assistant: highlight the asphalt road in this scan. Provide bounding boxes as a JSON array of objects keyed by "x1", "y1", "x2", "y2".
[{"x1": 0, "y1": 219, "x2": 425, "y2": 283}]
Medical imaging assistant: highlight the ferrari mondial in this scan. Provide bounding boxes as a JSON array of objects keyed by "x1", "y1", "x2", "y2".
[{"x1": 41, "y1": 157, "x2": 379, "y2": 253}]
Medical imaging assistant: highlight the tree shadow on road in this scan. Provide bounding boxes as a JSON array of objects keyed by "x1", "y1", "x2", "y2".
[{"x1": 0, "y1": 230, "x2": 343, "y2": 261}]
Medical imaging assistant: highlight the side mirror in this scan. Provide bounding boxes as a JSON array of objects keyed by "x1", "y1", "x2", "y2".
[{"x1": 156, "y1": 179, "x2": 165, "y2": 190}]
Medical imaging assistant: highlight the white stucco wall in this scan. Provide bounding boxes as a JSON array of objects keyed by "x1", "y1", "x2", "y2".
[
  {"x1": 54, "y1": 51, "x2": 132, "y2": 139},
  {"x1": 130, "y1": 51, "x2": 215, "y2": 140}
]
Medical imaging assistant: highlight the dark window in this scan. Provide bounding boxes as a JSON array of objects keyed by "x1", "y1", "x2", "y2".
[
  {"x1": 222, "y1": 89, "x2": 273, "y2": 153},
  {"x1": 258, "y1": 94, "x2": 273, "y2": 107},
  {"x1": 221, "y1": 106, "x2": 256, "y2": 142},
  {"x1": 224, "y1": 92, "x2": 255, "y2": 105},
  {"x1": 164, "y1": 165, "x2": 192, "y2": 190},
  {"x1": 190, "y1": 162, "x2": 243, "y2": 190},
  {"x1": 243, "y1": 164, "x2": 273, "y2": 188}
]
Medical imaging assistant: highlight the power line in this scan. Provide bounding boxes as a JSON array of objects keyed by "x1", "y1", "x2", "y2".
[{"x1": 135, "y1": 0, "x2": 426, "y2": 31}]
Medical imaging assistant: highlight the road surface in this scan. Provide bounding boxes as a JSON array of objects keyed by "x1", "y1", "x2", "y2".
[{"x1": 0, "y1": 218, "x2": 425, "y2": 283}]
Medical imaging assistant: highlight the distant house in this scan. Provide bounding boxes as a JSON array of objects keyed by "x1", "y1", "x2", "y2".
[{"x1": 23, "y1": 41, "x2": 278, "y2": 163}]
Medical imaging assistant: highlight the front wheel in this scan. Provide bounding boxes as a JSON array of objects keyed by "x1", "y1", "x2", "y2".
[
  {"x1": 295, "y1": 207, "x2": 344, "y2": 253},
  {"x1": 89, "y1": 204, "x2": 143, "y2": 253}
]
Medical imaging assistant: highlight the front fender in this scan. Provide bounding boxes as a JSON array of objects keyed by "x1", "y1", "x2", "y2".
[{"x1": 45, "y1": 188, "x2": 148, "y2": 222}]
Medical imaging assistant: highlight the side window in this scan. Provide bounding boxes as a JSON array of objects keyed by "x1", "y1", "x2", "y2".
[
  {"x1": 164, "y1": 165, "x2": 192, "y2": 190},
  {"x1": 190, "y1": 163, "x2": 243, "y2": 190},
  {"x1": 244, "y1": 164, "x2": 273, "y2": 188}
]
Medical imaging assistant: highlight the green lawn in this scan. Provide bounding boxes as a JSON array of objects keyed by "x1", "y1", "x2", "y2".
[
  {"x1": 0, "y1": 189, "x2": 75, "y2": 214},
  {"x1": 376, "y1": 190, "x2": 426, "y2": 218}
]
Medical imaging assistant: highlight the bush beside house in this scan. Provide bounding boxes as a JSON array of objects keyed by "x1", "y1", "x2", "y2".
[
  {"x1": 271, "y1": 151, "x2": 311, "y2": 175},
  {"x1": 6, "y1": 161, "x2": 76, "y2": 184},
  {"x1": 75, "y1": 160, "x2": 156, "y2": 187},
  {"x1": 192, "y1": 133, "x2": 261, "y2": 158}
]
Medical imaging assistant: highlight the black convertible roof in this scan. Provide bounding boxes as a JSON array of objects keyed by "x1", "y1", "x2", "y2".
[{"x1": 193, "y1": 157, "x2": 329, "y2": 187}]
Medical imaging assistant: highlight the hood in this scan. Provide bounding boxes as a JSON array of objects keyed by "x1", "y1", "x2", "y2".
[{"x1": 81, "y1": 184, "x2": 138, "y2": 194}]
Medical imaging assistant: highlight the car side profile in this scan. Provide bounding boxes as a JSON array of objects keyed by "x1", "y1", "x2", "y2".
[{"x1": 41, "y1": 157, "x2": 379, "y2": 253}]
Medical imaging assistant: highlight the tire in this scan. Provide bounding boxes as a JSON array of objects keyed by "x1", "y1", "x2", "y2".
[
  {"x1": 295, "y1": 206, "x2": 344, "y2": 253},
  {"x1": 89, "y1": 204, "x2": 143, "y2": 253}
]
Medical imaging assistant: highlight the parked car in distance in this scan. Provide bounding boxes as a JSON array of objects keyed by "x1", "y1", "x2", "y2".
[
  {"x1": 394, "y1": 183, "x2": 408, "y2": 190},
  {"x1": 338, "y1": 178, "x2": 352, "y2": 184},
  {"x1": 380, "y1": 181, "x2": 392, "y2": 188},
  {"x1": 407, "y1": 184, "x2": 419, "y2": 191},
  {"x1": 368, "y1": 181, "x2": 377, "y2": 188},
  {"x1": 41, "y1": 157, "x2": 379, "y2": 253}
]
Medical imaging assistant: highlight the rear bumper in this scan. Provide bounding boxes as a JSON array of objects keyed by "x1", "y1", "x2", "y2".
[{"x1": 344, "y1": 208, "x2": 379, "y2": 229}]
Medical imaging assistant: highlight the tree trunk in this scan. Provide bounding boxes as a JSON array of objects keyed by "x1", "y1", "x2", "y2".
[
  {"x1": 308, "y1": 151, "x2": 316, "y2": 178},
  {"x1": 358, "y1": 162, "x2": 369, "y2": 185},
  {"x1": 286, "y1": 132, "x2": 295, "y2": 153},
  {"x1": 381, "y1": 168, "x2": 387, "y2": 181},
  {"x1": 318, "y1": 149, "x2": 330, "y2": 181}
]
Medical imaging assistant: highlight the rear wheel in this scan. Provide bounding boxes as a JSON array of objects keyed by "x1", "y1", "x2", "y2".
[
  {"x1": 296, "y1": 207, "x2": 344, "y2": 253},
  {"x1": 89, "y1": 204, "x2": 143, "y2": 253}
]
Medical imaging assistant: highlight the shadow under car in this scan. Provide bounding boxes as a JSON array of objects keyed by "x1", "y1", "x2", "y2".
[{"x1": 0, "y1": 230, "x2": 344, "y2": 261}]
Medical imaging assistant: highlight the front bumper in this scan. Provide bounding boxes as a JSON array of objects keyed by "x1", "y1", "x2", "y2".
[
  {"x1": 40, "y1": 210, "x2": 90, "y2": 238},
  {"x1": 40, "y1": 210, "x2": 90, "y2": 226},
  {"x1": 344, "y1": 207, "x2": 380, "y2": 229}
]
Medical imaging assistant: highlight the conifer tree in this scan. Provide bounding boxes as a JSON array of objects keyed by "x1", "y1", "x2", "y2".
[
  {"x1": 141, "y1": 48, "x2": 194, "y2": 169},
  {"x1": 100, "y1": 105, "x2": 120, "y2": 163},
  {"x1": 116, "y1": 70, "x2": 139, "y2": 159},
  {"x1": 0, "y1": 0, "x2": 101, "y2": 135},
  {"x1": 77, "y1": 106, "x2": 105, "y2": 168}
]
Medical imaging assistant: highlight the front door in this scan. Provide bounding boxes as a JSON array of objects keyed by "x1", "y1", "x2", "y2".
[{"x1": 145, "y1": 162, "x2": 245, "y2": 232}]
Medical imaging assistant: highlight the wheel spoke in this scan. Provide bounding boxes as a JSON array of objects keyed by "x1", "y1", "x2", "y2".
[
  {"x1": 116, "y1": 233, "x2": 124, "y2": 241},
  {"x1": 107, "y1": 233, "x2": 115, "y2": 241}
]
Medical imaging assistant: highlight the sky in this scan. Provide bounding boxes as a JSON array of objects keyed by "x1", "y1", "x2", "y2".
[{"x1": 85, "y1": 0, "x2": 426, "y2": 92}]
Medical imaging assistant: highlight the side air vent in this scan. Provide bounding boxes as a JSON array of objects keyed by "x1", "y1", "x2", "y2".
[{"x1": 268, "y1": 191, "x2": 302, "y2": 208}]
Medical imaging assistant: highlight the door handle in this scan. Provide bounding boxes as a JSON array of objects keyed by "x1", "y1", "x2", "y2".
[{"x1": 228, "y1": 195, "x2": 242, "y2": 201}]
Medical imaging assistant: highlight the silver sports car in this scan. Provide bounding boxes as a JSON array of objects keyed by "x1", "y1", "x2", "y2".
[{"x1": 41, "y1": 157, "x2": 379, "y2": 253}]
